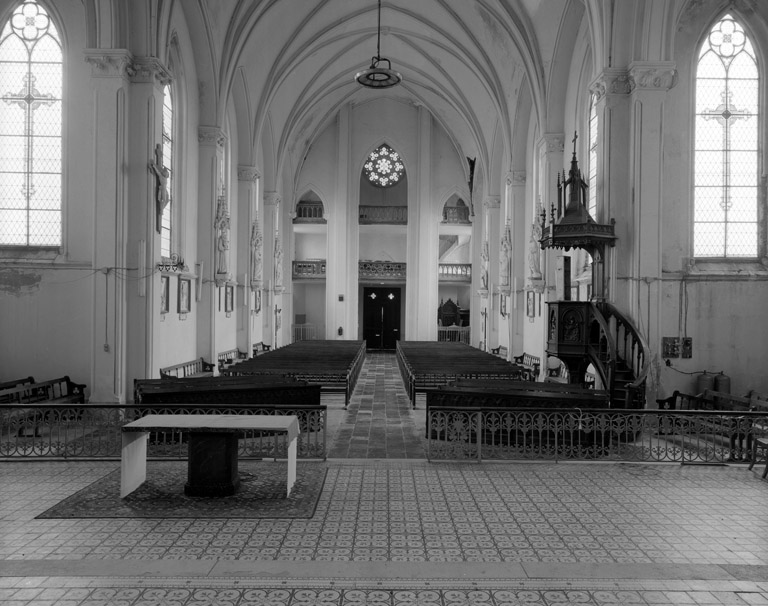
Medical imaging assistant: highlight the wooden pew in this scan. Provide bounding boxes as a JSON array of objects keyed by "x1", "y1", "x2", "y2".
[
  {"x1": 217, "y1": 348, "x2": 247, "y2": 372},
  {"x1": 225, "y1": 340, "x2": 366, "y2": 407},
  {"x1": 513, "y1": 352, "x2": 541, "y2": 381},
  {"x1": 0, "y1": 376, "x2": 86, "y2": 437},
  {"x1": 396, "y1": 341, "x2": 530, "y2": 407},
  {"x1": 159, "y1": 357, "x2": 214, "y2": 379},
  {"x1": 0, "y1": 376, "x2": 35, "y2": 403}
]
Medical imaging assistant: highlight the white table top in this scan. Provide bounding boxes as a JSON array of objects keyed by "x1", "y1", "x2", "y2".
[{"x1": 122, "y1": 414, "x2": 299, "y2": 441}]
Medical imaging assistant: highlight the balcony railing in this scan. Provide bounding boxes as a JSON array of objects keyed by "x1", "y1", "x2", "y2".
[
  {"x1": 293, "y1": 260, "x2": 326, "y2": 279},
  {"x1": 438, "y1": 263, "x2": 471, "y2": 282},
  {"x1": 359, "y1": 260, "x2": 406, "y2": 281},
  {"x1": 359, "y1": 205, "x2": 408, "y2": 225},
  {"x1": 442, "y1": 206, "x2": 471, "y2": 224},
  {"x1": 293, "y1": 201, "x2": 326, "y2": 223}
]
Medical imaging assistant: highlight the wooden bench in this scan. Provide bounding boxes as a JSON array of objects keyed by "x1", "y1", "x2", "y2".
[
  {"x1": 159, "y1": 357, "x2": 214, "y2": 379},
  {"x1": 491, "y1": 345, "x2": 508, "y2": 359},
  {"x1": 512, "y1": 352, "x2": 541, "y2": 381},
  {"x1": 657, "y1": 389, "x2": 768, "y2": 464},
  {"x1": 252, "y1": 342, "x2": 272, "y2": 356},
  {"x1": 0, "y1": 376, "x2": 87, "y2": 436},
  {"x1": 0, "y1": 376, "x2": 36, "y2": 403},
  {"x1": 217, "y1": 348, "x2": 247, "y2": 372},
  {"x1": 121, "y1": 414, "x2": 300, "y2": 498}
]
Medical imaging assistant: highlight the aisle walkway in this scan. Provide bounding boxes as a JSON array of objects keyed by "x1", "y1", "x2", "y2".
[
  {"x1": 327, "y1": 351, "x2": 424, "y2": 458},
  {"x1": 1, "y1": 351, "x2": 768, "y2": 605}
]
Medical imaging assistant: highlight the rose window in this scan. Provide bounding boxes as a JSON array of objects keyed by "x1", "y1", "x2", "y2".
[{"x1": 363, "y1": 144, "x2": 405, "y2": 187}]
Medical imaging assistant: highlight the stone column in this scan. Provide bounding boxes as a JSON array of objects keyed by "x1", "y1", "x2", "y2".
[
  {"x1": 628, "y1": 61, "x2": 678, "y2": 393},
  {"x1": 590, "y1": 69, "x2": 632, "y2": 305},
  {"x1": 197, "y1": 126, "x2": 227, "y2": 363},
  {"x1": 83, "y1": 49, "x2": 135, "y2": 401},
  {"x1": 484, "y1": 196, "x2": 500, "y2": 351},
  {"x1": 238, "y1": 166, "x2": 261, "y2": 356},
  {"x1": 507, "y1": 170, "x2": 527, "y2": 356},
  {"x1": 123, "y1": 56, "x2": 172, "y2": 387},
  {"x1": 263, "y1": 191, "x2": 280, "y2": 346}
]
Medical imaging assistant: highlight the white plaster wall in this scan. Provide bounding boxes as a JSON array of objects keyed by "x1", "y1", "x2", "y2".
[{"x1": 0, "y1": 0, "x2": 94, "y2": 389}]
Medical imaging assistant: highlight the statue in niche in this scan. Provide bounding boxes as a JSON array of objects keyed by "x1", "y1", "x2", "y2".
[
  {"x1": 274, "y1": 235, "x2": 283, "y2": 287},
  {"x1": 214, "y1": 197, "x2": 230, "y2": 276},
  {"x1": 480, "y1": 240, "x2": 489, "y2": 290},
  {"x1": 528, "y1": 220, "x2": 543, "y2": 280},
  {"x1": 499, "y1": 230, "x2": 511, "y2": 287},
  {"x1": 148, "y1": 143, "x2": 170, "y2": 235},
  {"x1": 250, "y1": 221, "x2": 263, "y2": 283}
]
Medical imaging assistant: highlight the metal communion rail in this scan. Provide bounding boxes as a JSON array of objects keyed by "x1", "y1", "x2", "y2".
[
  {"x1": 0, "y1": 404, "x2": 327, "y2": 460},
  {"x1": 426, "y1": 407, "x2": 768, "y2": 464}
]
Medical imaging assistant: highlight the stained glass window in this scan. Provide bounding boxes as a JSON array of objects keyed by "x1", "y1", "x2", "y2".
[
  {"x1": 363, "y1": 144, "x2": 405, "y2": 187},
  {"x1": 694, "y1": 14, "x2": 758, "y2": 258},
  {"x1": 587, "y1": 95, "x2": 598, "y2": 218},
  {"x1": 0, "y1": 1, "x2": 62, "y2": 246},
  {"x1": 160, "y1": 84, "x2": 173, "y2": 258}
]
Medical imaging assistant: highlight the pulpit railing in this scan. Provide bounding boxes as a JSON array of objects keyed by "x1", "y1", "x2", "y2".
[{"x1": 442, "y1": 206, "x2": 471, "y2": 224}]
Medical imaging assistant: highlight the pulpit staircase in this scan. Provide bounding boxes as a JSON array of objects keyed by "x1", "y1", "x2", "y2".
[{"x1": 585, "y1": 302, "x2": 649, "y2": 408}]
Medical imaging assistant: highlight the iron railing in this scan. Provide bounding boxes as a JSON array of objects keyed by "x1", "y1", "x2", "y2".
[
  {"x1": 437, "y1": 326, "x2": 470, "y2": 344},
  {"x1": 293, "y1": 323, "x2": 317, "y2": 342},
  {"x1": 0, "y1": 404, "x2": 327, "y2": 460},
  {"x1": 427, "y1": 407, "x2": 768, "y2": 464}
]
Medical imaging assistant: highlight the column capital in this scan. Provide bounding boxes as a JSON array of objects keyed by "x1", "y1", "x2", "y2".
[
  {"x1": 483, "y1": 196, "x2": 500, "y2": 210},
  {"x1": 628, "y1": 62, "x2": 678, "y2": 93},
  {"x1": 128, "y1": 56, "x2": 173, "y2": 86},
  {"x1": 198, "y1": 126, "x2": 226, "y2": 148},
  {"x1": 590, "y1": 68, "x2": 632, "y2": 102},
  {"x1": 509, "y1": 171, "x2": 526, "y2": 185},
  {"x1": 83, "y1": 49, "x2": 134, "y2": 79},
  {"x1": 540, "y1": 133, "x2": 564, "y2": 154},
  {"x1": 264, "y1": 191, "x2": 281, "y2": 207},
  {"x1": 237, "y1": 166, "x2": 261, "y2": 182}
]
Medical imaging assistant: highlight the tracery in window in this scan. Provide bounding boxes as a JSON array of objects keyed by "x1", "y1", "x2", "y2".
[
  {"x1": 0, "y1": 0, "x2": 62, "y2": 246},
  {"x1": 160, "y1": 84, "x2": 174, "y2": 258},
  {"x1": 363, "y1": 144, "x2": 405, "y2": 187},
  {"x1": 694, "y1": 14, "x2": 758, "y2": 258}
]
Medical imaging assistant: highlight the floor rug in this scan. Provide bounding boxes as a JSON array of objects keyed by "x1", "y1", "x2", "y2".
[{"x1": 36, "y1": 461, "x2": 327, "y2": 519}]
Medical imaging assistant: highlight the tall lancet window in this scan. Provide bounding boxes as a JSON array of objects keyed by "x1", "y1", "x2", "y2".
[
  {"x1": 160, "y1": 84, "x2": 174, "y2": 258},
  {"x1": 587, "y1": 95, "x2": 598, "y2": 218},
  {"x1": 0, "y1": 1, "x2": 62, "y2": 246},
  {"x1": 694, "y1": 14, "x2": 758, "y2": 257}
]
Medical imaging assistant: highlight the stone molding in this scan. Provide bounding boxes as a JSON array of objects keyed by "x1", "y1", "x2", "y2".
[
  {"x1": 628, "y1": 62, "x2": 678, "y2": 93},
  {"x1": 237, "y1": 166, "x2": 261, "y2": 182},
  {"x1": 83, "y1": 49, "x2": 133, "y2": 79},
  {"x1": 128, "y1": 56, "x2": 173, "y2": 86},
  {"x1": 511, "y1": 171, "x2": 526, "y2": 185},
  {"x1": 198, "y1": 126, "x2": 226, "y2": 148},
  {"x1": 590, "y1": 68, "x2": 631, "y2": 101}
]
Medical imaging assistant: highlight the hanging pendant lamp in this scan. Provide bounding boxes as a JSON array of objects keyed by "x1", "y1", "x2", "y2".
[{"x1": 355, "y1": 0, "x2": 402, "y2": 88}]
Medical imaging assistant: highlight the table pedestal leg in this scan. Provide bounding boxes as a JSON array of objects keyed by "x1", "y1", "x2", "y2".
[
  {"x1": 185, "y1": 432, "x2": 240, "y2": 497},
  {"x1": 287, "y1": 437, "x2": 297, "y2": 497},
  {"x1": 121, "y1": 432, "x2": 148, "y2": 498}
]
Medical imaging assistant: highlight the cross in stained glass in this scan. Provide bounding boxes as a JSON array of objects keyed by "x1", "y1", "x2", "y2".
[{"x1": 701, "y1": 89, "x2": 751, "y2": 211}]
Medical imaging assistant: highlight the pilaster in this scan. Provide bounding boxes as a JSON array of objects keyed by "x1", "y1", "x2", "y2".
[
  {"x1": 628, "y1": 61, "x2": 678, "y2": 391},
  {"x1": 263, "y1": 191, "x2": 281, "y2": 346},
  {"x1": 83, "y1": 49, "x2": 132, "y2": 402},
  {"x1": 238, "y1": 166, "x2": 261, "y2": 356},
  {"x1": 196, "y1": 125, "x2": 227, "y2": 362}
]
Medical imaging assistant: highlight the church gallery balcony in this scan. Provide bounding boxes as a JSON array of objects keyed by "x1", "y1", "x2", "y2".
[
  {"x1": 438, "y1": 263, "x2": 471, "y2": 283},
  {"x1": 293, "y1": 260, "x2": 470, "y2": 283},
  {"x1": 359, "y1": 205, "x2": 407, "y2": 225}
]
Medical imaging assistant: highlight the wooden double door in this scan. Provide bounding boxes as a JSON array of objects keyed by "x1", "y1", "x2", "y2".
[{"x1": 362, "y1": 287, "x2": 401, "y2": 350}]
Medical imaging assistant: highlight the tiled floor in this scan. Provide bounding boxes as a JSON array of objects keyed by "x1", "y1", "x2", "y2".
[{"x1": 1, "y1": 351, "x2": 767, "y2": 605}]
